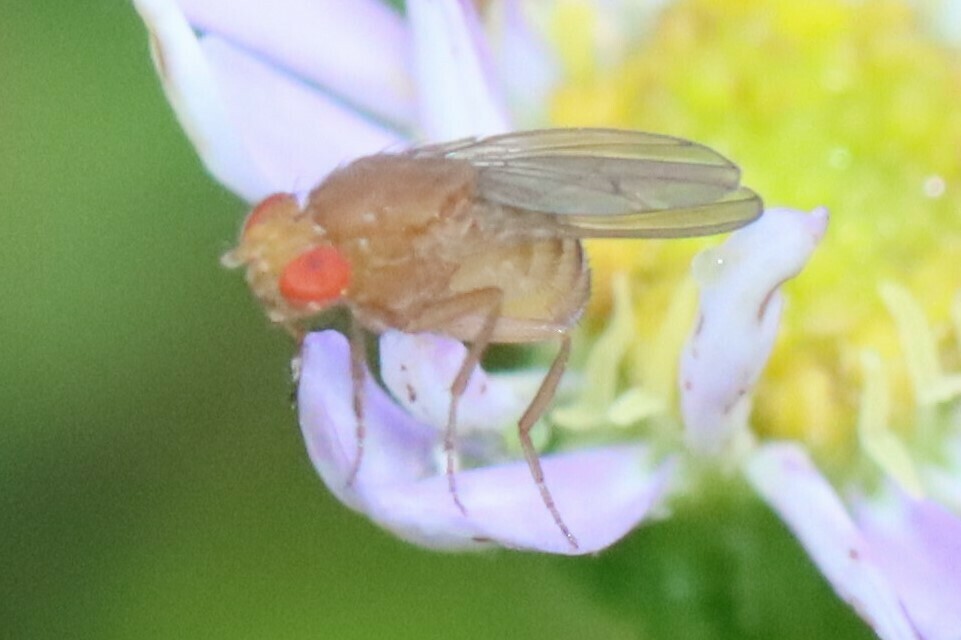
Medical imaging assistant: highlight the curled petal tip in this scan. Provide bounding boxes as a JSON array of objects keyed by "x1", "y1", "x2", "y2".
[{"x1": 680, "y1": 208, "x2": 828, "y2": 455}]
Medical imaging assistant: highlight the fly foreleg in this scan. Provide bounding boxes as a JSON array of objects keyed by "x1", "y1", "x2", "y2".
[{"x1": 345, "y1": 316, "x2": 368, "y2": 488}]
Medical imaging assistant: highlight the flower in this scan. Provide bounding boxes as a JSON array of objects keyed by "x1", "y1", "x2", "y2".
[
  {"x1": 134, "y1": 0, "x2": 670, "y2": 555},
  {"x1": 136, "y1": 0, "x2": 961, "y2": 634}
]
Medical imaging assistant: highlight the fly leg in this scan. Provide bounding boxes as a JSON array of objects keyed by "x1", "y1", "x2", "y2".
[
  {"x1": 284, "y1": 323, "x2": 308, "y2": 405},
  {"x1": 404, "y1": 288, "x2": 504, "y2": 515},
  {"x1": 518, "y1": 333, "x2": 578, "y2": 550},
  {"x1": 345, "y1": 316, "x2": 368, "y2": 487},
  {"x1": 443, "y1": 291, "x2": 503, "y2": 514},
  {"x1": 281, "y1": 319, "x2": 367, "y2": 487}
]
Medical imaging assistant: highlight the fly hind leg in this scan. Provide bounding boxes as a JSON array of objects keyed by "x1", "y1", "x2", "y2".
[
  {"x1": 404, "y1": 288, "x2": 504, "y2": 516},
  {"x1": 409, "y1": 292, "x2": 579, "y2": 549},
  {"x1": 518, "y1": 332, "x2": 578, "y2": 550}
]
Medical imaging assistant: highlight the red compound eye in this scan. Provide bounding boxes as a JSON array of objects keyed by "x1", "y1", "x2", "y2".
[
  {"x1": 244, "y1": 193, "x2": 297, "y2": 232},
  {"x1": 279, "y1": 246, "x2": 351, "y2": 305}
]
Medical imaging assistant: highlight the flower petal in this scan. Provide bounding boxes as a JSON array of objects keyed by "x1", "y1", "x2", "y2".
[
  {"x1": 176, "y1": 0, "x2": 416, "y2": 127},
  {"x1": 680, "y1": 207, "x2": 828, "y2": 454},
  {"x1": 134, "y1": 0, "x2": 273, "y2": 201},
  {"x1": 299, "y1": 330, "x2": 675, "y2": 554},
  {"x1": 379, "y1": 330, "x2": 526, "y2": 435},
  {"x1": 485, "y1": 0, "x2": 559, "y2": 126},
  {"x1": 746, "y1": 443, "x2": 918, "y2": 640},
  {"x1": 855, "y1": 491, "x2": 961, "y2": 640},
  {"x1": 199, "y1": 36, "x2": 404, "y2": 197},
  {"x1": 136, "y1": 0, "x2": 405, "y2": 202},
  {"x1": 407, "y1": 0, "x2": 511, "y2": 139},
  {"x1": 368, "y1": 445, "x2": 678, "y2": 555},
  {"x1": 298, "y1": 331, "x2": 438, "y2": 511}
]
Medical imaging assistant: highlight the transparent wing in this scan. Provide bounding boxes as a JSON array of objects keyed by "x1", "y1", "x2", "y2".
[{"x1": 409, "y1": 128, "x2": 763, "y2": 238}]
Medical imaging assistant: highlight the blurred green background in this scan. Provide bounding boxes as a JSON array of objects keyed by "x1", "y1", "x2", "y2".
[{"x1": 1, "y1": 3, "x2": 875, "y2": 639}]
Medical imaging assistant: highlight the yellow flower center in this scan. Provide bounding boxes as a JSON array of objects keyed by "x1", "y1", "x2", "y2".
[{"x1": 548, "y1": 0, "x2": 961, "y2": 466}]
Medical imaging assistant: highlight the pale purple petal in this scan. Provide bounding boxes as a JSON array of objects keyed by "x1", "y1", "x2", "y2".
[
  {"x1": 177, "y1": 0, "x2": 416, "y2": 126},
  {"x1": 680, "y1": 207, "x2": 828, "y2": 454},
  {"x1": 134, "y1": 0, "x2": 273, "y2": 201},
  {"x1": 368, "y1": 446, "x2": 678, "y2": 555},
  {"x1": 746, "y1": 444, "x2": 918, "y2": 640},
  {"x1": 298, "y1": 332, "x2": 437, "y2": 511},
  {"x1": 299, "y1": 331, "x2": 676, "y2": 554},
  {"x1": 200, "y1": 37, "x2": 404, "y2": 196},
  {"x1": 855, "y1": 492, "x2": 961, "y2": 640},
  {"x1": 135, "y1": 0, "x2": 404, "y2": 202},
  {"x1": 407, "y1": 0, "x2": 511, "y2": 139},
  {"x1": 486, "y1": 0, "x2": 559, "y2": 125},
  {"x1": 379, "y1": 330, "x2": 526, "y2": 435}
]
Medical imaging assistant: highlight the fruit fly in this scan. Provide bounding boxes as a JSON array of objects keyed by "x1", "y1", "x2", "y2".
[{"x1": 222, "y1": 128, "x2": 763, "y2": 549}]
